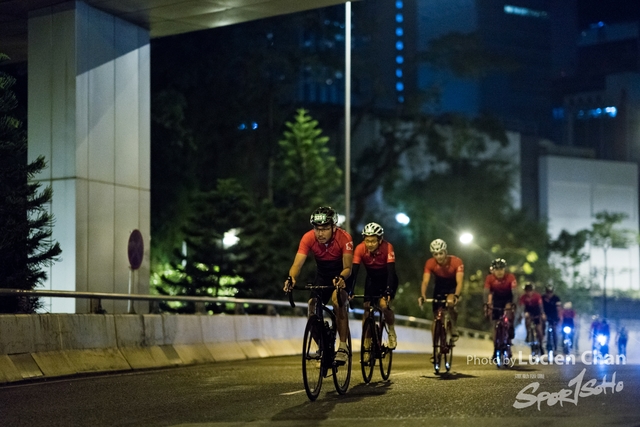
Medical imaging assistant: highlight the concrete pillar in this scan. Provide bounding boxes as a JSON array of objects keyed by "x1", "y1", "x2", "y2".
[{"x1": 27, "y1": 1, "x2": 150, "y2": 313}]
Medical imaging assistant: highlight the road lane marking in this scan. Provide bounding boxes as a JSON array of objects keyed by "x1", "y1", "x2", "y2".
[{"x1": 280, "y1": 390, "x2": 306, "y2": 395}]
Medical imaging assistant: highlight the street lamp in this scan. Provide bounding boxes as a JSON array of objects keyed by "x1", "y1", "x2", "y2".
[{"x1": 459, "y1": 232, "x2": 473, "y2": 245}]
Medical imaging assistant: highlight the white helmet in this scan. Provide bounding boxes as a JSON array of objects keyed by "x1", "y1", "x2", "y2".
[
  {"x1": 362, "y1": 222, "x2": 384, "y2": 238},
  {"x1": 430, "y1": 238, "x2": 447, "y2": 253},
  {"x1": 564, "y1": 302, "x2": 572, "y2": 310}
]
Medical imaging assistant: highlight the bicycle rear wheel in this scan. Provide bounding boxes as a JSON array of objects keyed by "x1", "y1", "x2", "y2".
[
  {"x1": 333, "y1": 330, "x2": 352, "y2": 394},
  {"x1": 302, "y1": 317, "x2": 323, "y2": 401},
  {"x1": 432, "y1": 320, "x2": 443, "y2": 374},
  {"x1": 379, "y1": 321, "x2": 393, "y2": 380},
  {"x1": 360, "y1": 317, "x2": 375, "y2": 383}
]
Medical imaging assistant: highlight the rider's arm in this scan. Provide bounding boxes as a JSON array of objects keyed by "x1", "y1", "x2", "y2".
[
  {"x1": 385, "y1": 262, "x2": 396, "y2": 294},
  {"x1": 454, "y1": 270, "x2": 463, "y2": 298},
  {"x1": 347, "y1": 263, "x2": 360, "y2": 295},
  {"x1": 338, "y1": 253, "x2": 353, "y2": 283},
  {"x1": 288, "y1": 253, "x2": 307, "y2": 284},
  {"x1": 420, "y1": 271, "x2": 431, "y2": 299}
]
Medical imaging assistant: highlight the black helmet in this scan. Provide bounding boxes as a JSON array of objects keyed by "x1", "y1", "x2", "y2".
[
  {"x1": 491, "y1": 258, "x2": 507, "y2": 270},
  {"x1": 310, "y1": 206, "x2": 338, "y2": 227},
  {"x1": 523, "y1": 282, "x2": 534, "y2": 291}
]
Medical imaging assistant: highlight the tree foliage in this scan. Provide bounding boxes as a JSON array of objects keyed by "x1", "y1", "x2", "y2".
[
  {"x1": 0, "y1": 53, "x2": 61, "y2": 313},
  {"x1": 156, "y1": 110, "x2": 341, "y2": 308}
]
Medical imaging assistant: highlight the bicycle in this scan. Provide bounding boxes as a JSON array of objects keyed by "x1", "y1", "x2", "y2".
[
  {"x1": 422, "y1": 297, "x2": 454, "y2": 374},
  {"x1": 545, "y1": 320, "x2": 557, "y2": 358},
  {"x1": 286, "y1": 279, "x2": 352, "y2": 401},
  {"x1": 487, "y1": 305, "x2": 512, "y2": 369},
  {"x1": 562, "y1": 323, "x2": 574, "y2": 356},
  {"x1": 524, "y1": 315, "x2": 543, "y2": 358},
  {"x1": 351, "y1": 294, "x2": 393, "y2": 383}
]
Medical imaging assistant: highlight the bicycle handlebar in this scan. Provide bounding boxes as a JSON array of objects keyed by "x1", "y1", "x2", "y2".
[{"x1": 284, "y1": 281, "x2": 346, "y2": 308}]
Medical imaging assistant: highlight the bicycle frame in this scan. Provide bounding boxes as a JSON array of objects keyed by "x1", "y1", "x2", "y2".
[
  {"x1": 492, "y1": 306, "x2": 512, "y2": 369},
  {"x1": 287, "y1": 282, "x2": 352, "y2": 401},
  {"x1": 425, "y1": 298, "x2": 453, "y2": 374},
  {"x1": 351, "y1": 294, "x2": 393, "y2": 382}
]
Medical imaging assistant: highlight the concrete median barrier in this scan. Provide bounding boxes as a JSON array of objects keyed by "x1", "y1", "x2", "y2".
[{"x1": 0, "y1": 313, "x2": 508, "y2": 384}]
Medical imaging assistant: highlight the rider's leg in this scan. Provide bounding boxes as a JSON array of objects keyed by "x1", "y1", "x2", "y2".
[
  {"x1": 332, "y1": 288, "x2": 350, "y2": 362},
  {"x1": 380, "y1": 297, "x2": 397, "y2": 349},
  {"x1": 446, "y1": 294, "x2": 459, "y2": 339},
  {"x1": 332, "y1": 288, "x2": 350, "y2": 344}
]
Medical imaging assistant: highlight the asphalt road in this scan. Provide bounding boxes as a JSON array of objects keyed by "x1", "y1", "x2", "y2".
[{"x1": 1, "y1": 353, "x2": 639, "y2": 427}]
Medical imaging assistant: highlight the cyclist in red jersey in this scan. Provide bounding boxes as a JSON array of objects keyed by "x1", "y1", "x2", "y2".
[
  {"x1": 284, "y1": 206, "x2": 353, "y2": 363},
  {"x1": 484, "y1": 258, "x2": 517, "y2": 358},
  {"x1": 348, "y1": 222, "x2": 399, "y2": 350},
  {"x1": 418, "y1": 238, "x2": 463, "y2": 340},
  {"x1": 518, "y1": 283, "x2": 544, "y2": 345}
]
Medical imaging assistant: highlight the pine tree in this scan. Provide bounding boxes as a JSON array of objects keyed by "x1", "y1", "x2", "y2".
[
  {"x1": 0, "y1": 53, "x2": 62, "y2": 313},
  {"x1": 273, "y1": 108, "x2": 342, "y2": 235}
]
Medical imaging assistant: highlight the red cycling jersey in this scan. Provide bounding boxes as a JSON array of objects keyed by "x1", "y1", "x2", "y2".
[
  {"x1": 519, "y1": 292, "x2": 542, "y2": 316},
  {"x1": 484, "y1": 273, "x2": 517, "y2": 298},
  {"x1": 424, "y1": 255, "x2": 464, "y2": 277},
  {"x1": 353, "y1": 240, "x2": 395, "y2": 270},
  {"x1": 297, "y1": 227, "x2": 353, "y2": 261}
]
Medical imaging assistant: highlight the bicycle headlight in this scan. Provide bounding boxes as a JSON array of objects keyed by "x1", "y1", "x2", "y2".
[
  {"x1": 596, "y1": 334, "x2": 607, "y2": 345},
  {"x1": 563, "y1": 326, "x2": 572, "y2": 334}
]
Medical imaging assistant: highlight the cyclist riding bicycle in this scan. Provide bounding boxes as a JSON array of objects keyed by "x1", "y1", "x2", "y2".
[
  {"x1": 484, "y1": 258, "x2": 517, "y2": 354},
  {"x1": 418, "y1": 238, "x2": 463, "y2": 340},
  {"x1": 348, "y1": 222, "x2": 399, "y2": 351},
  {"x1": 561, "y1": 301, "x2": 576, "y2": 353},
  {"x1": 518, "y1": 282, "x2": 544, "y2": 347},
  {"x1": 283, "y1": 206, "x2": 353, "y2": 363},
  {"x1": 617, "y1": 326, "x2": 628, "y2": 358},
  {"x1": 542, "y1": 284, "x2": 562, "y2": 352}
]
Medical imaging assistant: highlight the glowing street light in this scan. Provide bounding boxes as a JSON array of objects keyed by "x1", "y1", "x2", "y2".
[
  {"x1": 395, "y1": 213, "x2": 410, "y2": 225},
  {"x1": 459, "y1": 232, "x2": 473, "y2": 245}
]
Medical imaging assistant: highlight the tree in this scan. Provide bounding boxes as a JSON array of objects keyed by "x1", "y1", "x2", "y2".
[
  {"x1": 273, "y1": 108, "x2": 342, "y2": 232},
  {"x1": 0, "y1": 53, "x2": 61, "y2": 313},
  {"x1": 587, "y1": 211, "x2": 637, "y2": 318},
  {"x1": 157, "y1": 179, "x2": 253, "y2": 313}
]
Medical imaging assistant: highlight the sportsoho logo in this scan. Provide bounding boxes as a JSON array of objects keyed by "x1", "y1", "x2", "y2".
[{"x1": 467, "y1": 350, "x2": 627, "y2": 368}]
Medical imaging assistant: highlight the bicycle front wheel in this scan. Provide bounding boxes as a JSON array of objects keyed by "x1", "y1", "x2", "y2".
[
  {"x1": 379, "y1": 321, "x2": 393, "y2": 380},
  {"x1": 360, "y1": 318, "x2": 375, "y2": 383},
  {"x1": 302, "y1": 317, "x2": 323, "y2": 401},
  {"x1": 333, "y1": 330, "x2": 352, "y2": 394},
  {"x1": 443, "y1": 321, "x2": 452, "y2": 372},
  {"x1": 432, "y1": 320, "x2": 443, "y2": 374}
]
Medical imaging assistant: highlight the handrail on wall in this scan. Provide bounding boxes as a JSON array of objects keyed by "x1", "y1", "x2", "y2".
[{"x1": 0, "y1": 288, "x2": 491, "y2": 340}]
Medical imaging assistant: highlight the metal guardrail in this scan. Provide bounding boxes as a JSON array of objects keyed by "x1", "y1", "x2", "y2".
[{"x1": 0, "y1": 288, "x2": 491, "y2": 340}]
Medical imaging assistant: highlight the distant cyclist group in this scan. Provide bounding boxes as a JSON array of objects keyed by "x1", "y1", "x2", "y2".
[{"x1": 283, "y1": 206, "x2": 630, "y2": 399}]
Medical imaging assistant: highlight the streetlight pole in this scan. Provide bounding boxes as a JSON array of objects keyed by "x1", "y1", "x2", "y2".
[{"x1": 344, "y1": 1, "x2": 351, "y2": 233}]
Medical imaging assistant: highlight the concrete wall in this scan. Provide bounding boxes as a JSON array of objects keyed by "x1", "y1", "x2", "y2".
[{"x1": 0, "y1": 314, "x2": 498, "y2": 384}]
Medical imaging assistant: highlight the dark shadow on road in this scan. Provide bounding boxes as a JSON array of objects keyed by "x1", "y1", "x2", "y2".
[
  {"x1": 420, "y1": 371, "x2": 478, "y2": 380},
  {"x1": 269, "y1": 380, "x2": 389, "y2": 425}
]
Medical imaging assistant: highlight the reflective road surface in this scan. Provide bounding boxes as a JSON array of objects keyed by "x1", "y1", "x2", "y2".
[{"x1": 1, "y1": 353, "x2": 639, "y2": 427}]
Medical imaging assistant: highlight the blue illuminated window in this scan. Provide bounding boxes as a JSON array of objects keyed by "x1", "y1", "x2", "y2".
[
  {"x1": 396, "y1": 55, "x2": 404, "y2": 64},
  {"x1": 396, "y1": 1, "x2": 403, "y2": 9},
  {"x1": 576, "y1": 106, "x2": 618, "y2": 119},
  {"x1": 396, "y1": 68, "x2": 403, "y2": 78},
  {"x1": 396, "y1": 82, "x2": 404, "y2": 91},
  {"x1": 504, "y1": 5, "x2": 548, "y2": 18},
  {"x1": 552, "y1": 107, "x2": 565, "y2": 120},
  {"x1": 238, "y1": 123, "x2": 246, "y2": 130},
  {"x1": 251, "y1": 122, "x2": 258, "y2": 130},
  {"x1": 396, "y1": 41, "x2": 404, "y2": 50},
  {"x1": 396, "y1": 14, "x2": 403, "y2": 23},
  {"x1": 396, "y1": 27, "x2": 404, "y2": 37}
]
